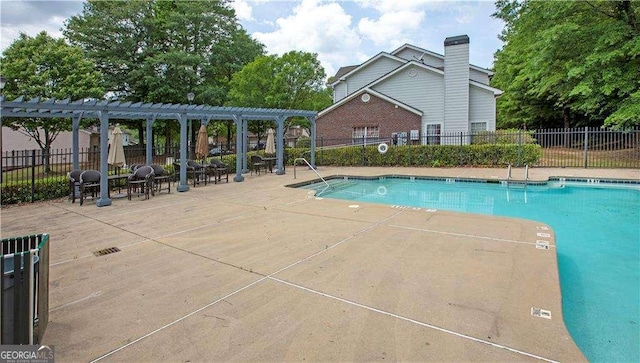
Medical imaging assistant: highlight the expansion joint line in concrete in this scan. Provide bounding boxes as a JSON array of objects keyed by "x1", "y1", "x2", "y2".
[
  {"x1": 269, "y1": 276, "x2": 559, "y2": 363},
  {"x1": 389, "y1": 224, "x2": 556, "y2": 248},
  {"x1": 90, "y1": 210, "x2": 404, "y2": 362}
]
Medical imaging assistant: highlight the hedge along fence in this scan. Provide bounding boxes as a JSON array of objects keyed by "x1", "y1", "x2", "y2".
[
  {"x1": 1, "y1": 178, "x2": 68, "y2": 205},
  {"x1": 287, "y1": 143, "x2": 542, "y2": 168},
  {"x1": 2, "y1": 145, "x2": 540, "y2": 205}
]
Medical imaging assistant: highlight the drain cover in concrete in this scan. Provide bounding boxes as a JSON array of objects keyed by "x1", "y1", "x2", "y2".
[{"x1": 93, "y1": 247, "x2": 121, "y2": 257}]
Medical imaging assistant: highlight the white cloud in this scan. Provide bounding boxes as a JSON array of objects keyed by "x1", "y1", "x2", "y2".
[
  {"x1": 230, "y1": 0, "x2": 254, "y2": 21},
  {"x1": 251, "y1": 0, "x2": 365, "y2": 77},
  {"x1": 1, "y1": 0, "x2": 83, "y2": 52},
  {"x1": 358, "y1": 10, "x2": 425, "y2": 47}
]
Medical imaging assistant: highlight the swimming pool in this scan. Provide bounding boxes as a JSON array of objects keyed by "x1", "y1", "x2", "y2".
[{"x1": 301, "y1": 176, "x2": 640, "y2": 362}]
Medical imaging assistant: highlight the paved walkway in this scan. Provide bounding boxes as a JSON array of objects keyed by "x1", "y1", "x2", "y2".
[{"x1": 2, "y1": 167, "x2": 636, "y2": 362}]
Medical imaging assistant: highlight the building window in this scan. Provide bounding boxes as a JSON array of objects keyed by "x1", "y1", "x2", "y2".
[
  {"x1": 352, "y1": 126, "x2": 379, "y2": 145},
  {"x1": 426, "y1": 124, "x2": 441, "y2": 145},
  {"x1": 471, "y1": 122, "x2": 487, "y2": 134}
]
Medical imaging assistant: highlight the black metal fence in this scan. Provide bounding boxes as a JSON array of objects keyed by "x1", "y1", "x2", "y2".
[
  {"x1": 1, "y1": 127, "x2": 638, "y2": 203},
  {"x1": 0, "y1": 144, "x2": 182, "y2": 187},
  {"x1": 315, "y1": 127, "x2": 639, "y2": 169}
]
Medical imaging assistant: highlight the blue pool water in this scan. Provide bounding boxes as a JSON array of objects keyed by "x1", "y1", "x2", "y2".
[{"x1": 302, "y1": 177, "x2": 640, "y2": 362}]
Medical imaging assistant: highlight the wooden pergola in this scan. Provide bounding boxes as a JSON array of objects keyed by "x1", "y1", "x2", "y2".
[{"x1": 0, "y1": 96, "x2": 318, "y2": 206}]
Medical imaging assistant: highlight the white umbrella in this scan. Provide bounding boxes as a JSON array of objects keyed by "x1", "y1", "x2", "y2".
[
  {"x1": 265, "y1": 128, "x2": 276, "y2": 155},
  {"x1": 108, "y1": 126, "x2": 126, "y2": 172}
]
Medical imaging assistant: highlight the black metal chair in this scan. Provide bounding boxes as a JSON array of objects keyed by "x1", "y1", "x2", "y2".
[
  {"x1": 127, "y1": 165, "x2": 154, "y2": 200},
  {"x1": 150, "y1": 164, "x2": 171, "y2": 194},
  {"x1": 67, "y1": 169, "x2": 83, "y2": 203},
  {"x1": 187, "y1": 160, "x2": 208, "y2": 186},
  {"x1": 250, "y1": 155, "x2": 267, "y2": 175},
  {"x1": 79, "y1": 170, "x2": 101, "y2": 206},
  {"x1": 207, "y1": 159, "x2": 229, "y2": 184}
]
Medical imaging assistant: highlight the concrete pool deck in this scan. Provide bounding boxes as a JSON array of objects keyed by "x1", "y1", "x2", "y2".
[{"x1": 2, "y1": 167, "x2": 637, "y2": 362}]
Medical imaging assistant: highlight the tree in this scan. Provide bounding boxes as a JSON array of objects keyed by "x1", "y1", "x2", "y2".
[
  {"x1": 227, "y1": 51, "x2": 332, "y2": 142},
  {"x1": 491, "y1": 0, "x2": 640, "y2": 129},
  {"x1": 0, "y1": 31, "x2": 104, "y2": 171},
  {"x1": 64, "y1": 0, "x2": 263, "y2": 149}
]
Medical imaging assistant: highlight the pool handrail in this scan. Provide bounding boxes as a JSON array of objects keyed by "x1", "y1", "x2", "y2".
[{"x1": 293, "y1": 158, "x2": 329, "y2": 187}]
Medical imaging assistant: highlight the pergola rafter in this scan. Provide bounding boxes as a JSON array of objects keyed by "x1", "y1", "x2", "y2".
[{"x1": 0, "y1": 96, "x2": 318, "y2": 207}]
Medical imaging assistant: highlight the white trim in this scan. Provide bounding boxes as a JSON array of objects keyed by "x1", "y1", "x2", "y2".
[
  {"x1": 319, "y1": 88, "x2": 423, "y2": 117},
  {"x1": 329, "y1": 52, "x2": 408, "y2": 87},
  {"x1": 470, "y1": 80, "x2": 503, "y2": 96}
]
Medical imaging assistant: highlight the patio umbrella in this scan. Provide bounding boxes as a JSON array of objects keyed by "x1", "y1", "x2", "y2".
[
  {"x1": 195, "y1": 124, "x2": 209, "y2": 160},
  {"x1": 107, "y1": 126, "x2": 126, "y2": 173},
  {"x1": 265, "y1": 128, "x2": 276, "y2": 155}
]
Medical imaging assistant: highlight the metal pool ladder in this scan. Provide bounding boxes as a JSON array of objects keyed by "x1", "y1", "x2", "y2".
[
  {"x1": 506, "y1": 164, "x2": 529, "y2": 188},
  {"x1": 293, "y1": 158, "x2": 329, "y2": 187}
]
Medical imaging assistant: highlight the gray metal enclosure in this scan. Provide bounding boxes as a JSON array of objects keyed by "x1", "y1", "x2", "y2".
[{"x1": 0, "y1": 234, "x2": 50, "y2": 344}]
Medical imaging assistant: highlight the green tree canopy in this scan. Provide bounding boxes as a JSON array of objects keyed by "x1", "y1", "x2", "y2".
[
  {"x1": 0, "y1": 31, "x2": 104, "y2": 158},
  {"x1": 227, "y1": 51, "x2": 332, "y2": 139},
  {"x1": 64, "y1": 0, "x2": 264, "y2": 147},
  {"x1": 491, "y1": 0, "x2": 640, "y2": 129}
]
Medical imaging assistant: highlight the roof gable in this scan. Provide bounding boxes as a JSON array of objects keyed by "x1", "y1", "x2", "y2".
[
  {"x1": 319, "y1": 88, "x2": 422, "y2": 117},
  {"x1": 329, "y1": 52, "x2": 405, "y2": 86},
  {"x1": 391, "y1": 43, "x2": 494, "y2": 76}
]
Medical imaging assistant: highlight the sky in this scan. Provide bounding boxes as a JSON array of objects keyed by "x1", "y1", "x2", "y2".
[{"x1": 0, "y1": 0, "x2": 505, "y2": 78}]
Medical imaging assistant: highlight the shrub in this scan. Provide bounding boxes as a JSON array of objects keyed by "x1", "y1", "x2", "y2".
[
  {"x1": 295, "y1": 137, "x2": 311, "y2": 148},
  {"x1": 472, "y1": 129, "x2": 536, "y2": 145}
]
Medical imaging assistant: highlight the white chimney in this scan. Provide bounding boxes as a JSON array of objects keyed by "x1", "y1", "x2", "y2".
[{"x1": 444, "y1": 35, "x2": 470, "y2": 136}]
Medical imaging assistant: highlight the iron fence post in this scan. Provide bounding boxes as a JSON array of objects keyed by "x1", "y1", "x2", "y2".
[
  {"x1": 459, "y1": 132, "x2": 463, "y2": 166},
  {"x1": 30, "y1": 150, "x2": 36, "y2": 202},
  {"x1": 362, "y1": 135, "x2": 366, "y2": 166},
  {"x1": 517, "y1": 129, "x2": 522, "y2": 167},
  {"x1": 583, "y1": 127, "x2": 589, "y2": 168}
]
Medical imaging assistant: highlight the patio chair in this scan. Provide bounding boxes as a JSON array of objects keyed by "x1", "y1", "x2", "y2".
[
  {"x1": 127, "y1": 165, "x2": 155, "y2": 200},
  {"x1": 250, "y1": 155, "x2": 267, "y2": 175},
  {"x1": 187, "y1": 160, "x2": 208, "y2": 186},
  {"x1": 207, "y1": 159, "x2": 229, "y2": 184},
  {"x1": 150, "y1": 164, "x2": 171, "y2": 194},
  {"x1": 79, "y1": 170, "x2": 101, "y2": 206},
  {"x1": 67, "y1": 169, "x2": 83, "y2": 203}
]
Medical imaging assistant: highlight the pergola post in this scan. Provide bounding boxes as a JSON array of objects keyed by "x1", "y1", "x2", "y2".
[
  {"x1": 242, "y1": 118, "x2": 249, "y2": 173},
  {"x1": 71, "y1": 113, "x2": 83, "y2": 171},
  {"x1": 145, "y1": 115, "x2": 156, "y2": 165},
  {"x1": 308, "y1": 115, "x2": 317, "y2": 168},
  {"x1": 233, "y1": 114, "x2": 244, "y2": 182},
  {"x1": 96, "y1": 110, "x2": 112, "y2": 207},
  {"x1": 275, "y1": 116, "x2": 286, "y2": 175},
  {"x1": 177, "y1": 113, "x2": 189, "y2": 192}
]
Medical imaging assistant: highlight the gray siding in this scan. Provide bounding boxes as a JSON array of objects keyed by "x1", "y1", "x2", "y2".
[
  {"x1": 372, "y1": 66, "x2": 444, "y2": 137},
  {"x1": 333, "y1": 82, "x2": 348, "y2": 103},
  {"x1": 344, "y1": 57, "x2": 403, "y2": 98},
  {"x1": 469, "y1": 85, "x2": 496, "y2": 131},
  {"x1": 470, "y1": 68, "x2": 490, "y2": 85},
  {"x1": 394, "y1": 49, "x2": 444, "y2": 68},
  {"x1": 444, "y1": 42, "x2": 470, "y2": 135}
]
